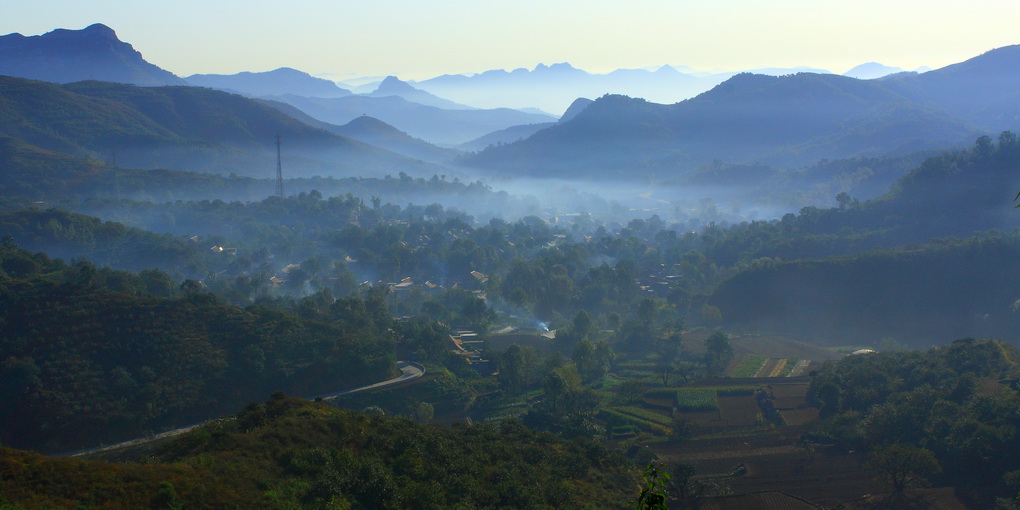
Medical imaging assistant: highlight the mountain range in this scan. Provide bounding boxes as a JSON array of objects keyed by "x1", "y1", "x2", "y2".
[
  {"x1": 269, "y1": 90, "x2": 555, "y2": 146},
  {"x1": 3, "y1": 23, "x2": 1020, "y2": 190},
  {"x1": 181, "y1": 71, "x2": 543, "y2": 145},
  {"x1": 460, "y1": 46, "x2": 1020, "y2": 179},
  {"x1": 0, "y1": 25, "x2": 557, "y2": 147},
  {"x1": 409, "y1": 62, "x2": 904, "y2": 114}
]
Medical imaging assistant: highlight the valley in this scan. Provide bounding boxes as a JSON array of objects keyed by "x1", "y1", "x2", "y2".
[{"x1": 1, "y1": 20, "x2": 1020, "y2": 510}]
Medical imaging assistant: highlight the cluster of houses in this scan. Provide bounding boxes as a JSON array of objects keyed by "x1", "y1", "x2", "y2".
[
  {"x1": 448, "y1": 328, "x2": 490, "y2": 370},
  {"x1": 637, "y1": 263, "x2": 685, "y2": 296}
]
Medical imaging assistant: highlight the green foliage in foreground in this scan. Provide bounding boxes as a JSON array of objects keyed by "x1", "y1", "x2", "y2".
[
  {"x1": 0, "y1": 396, "x2": 639, "y2": 509},
  {"x1": 632, "y1": 463, "x2": 670, "y2": 510}
]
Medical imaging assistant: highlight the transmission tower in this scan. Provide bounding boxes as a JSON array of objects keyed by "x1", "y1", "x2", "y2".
[{"x1": 275, "y1": 134, "x2": 284, "y2": 198}]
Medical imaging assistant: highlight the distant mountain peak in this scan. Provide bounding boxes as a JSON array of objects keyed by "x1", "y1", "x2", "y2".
[
  {"x1": 344, "y1": 115, "x2": 393, "y2": 130},
  {"x1": 365, "y1": 76, "x2": 476, "y2": 110},
  {"x1": 375, "y1": 76, "x2": 418, "y2": 94},
  {"x1": 844, "y1": 62, "x2": 904, "y2": 80},
  {"x1": 44, "y1": 23, "x2": 117, "y2": 40},
  {"x1": 0, "y1": 24, "x2": 184, "y2": 86},
  {"x1": 560, "y1": 97, "x2": 593, "y2": 122},
  {"x1": 81, "y1": 23, "x2": 117, "y2": 37},
  {"x1": 534, "y1": 62, "x2": 580, "y2": 74},
  {"x1": 268, "y1": 67, "x2": 305, "y2": 75}
]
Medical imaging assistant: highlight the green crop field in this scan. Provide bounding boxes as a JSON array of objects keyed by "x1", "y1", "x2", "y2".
[
  {"x1": 611, "y1": 406, "x2": 673, "y2": 426},
  {"x1": 675, "y1": 389, "x2": 719, "y2": 411},
  {"x1": 599, "y1": 408, "x2": 672, "y2": 436},
  {"x1": 729, "y1": 354, "x2": 767, "y2": 377}
]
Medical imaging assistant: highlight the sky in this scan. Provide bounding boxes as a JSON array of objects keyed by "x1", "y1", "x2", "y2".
[{"x1": 3, "y1": 0, "x2": 1020, "y2": 80}]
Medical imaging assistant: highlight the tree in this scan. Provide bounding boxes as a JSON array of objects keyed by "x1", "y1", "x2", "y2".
[
  {"x1": 637, "y1": 298, "x2": 657, "y2": 325},
  {"x1": 543, "y1": 363, "x2": 582, "y2": 414},
  {"x1": 656, "y1": 331, "x2": 683, "y2": 363},
  {"x1": 704, "y1": 331, "x2": 734, "y2": 377},
  {"x1": 154, "y1": 481, "x2": 184, "y2": 510},
  {"x1": 836, "y1": 191, "x2": 853, "y2": 209},
  {"x1": 632, "y1": 463, "x2": 670, "y2": 510},
  {"x1": 700, "y1": 304, "x2": 722, "y2": 325},
  {"x1": 670, "y1": 415, "x2": 694, "y2": 441},
  {"x1": 412, "y1": 401, "x2": 434, "y2": 423},
  {"x1": 615, "y1": 380, "x2": 646, "y2": 405},
  {"x1": 67, "y1": 259, "x2": 97, "y2": 288},
  {"x1": 867, "y1": 443, "x2": 942, "y2": 493},
  {"x1": 657, "y1": 363, "x2": 677, "y2": 387},
  {"x1": 816, "y1": 380, "x2": 840, "y2": 418},
  {"x1": 668, "y1": 462, "x2": 698, "y2": 502},
  {"x1": 573, "y1": 339, "x2": 614, "y2": 383},
  {"x1": 498, "y1": 344, "x2": 534, "y2": 394},
  {"x1": 140, "y1": 269, "x2": 176, "y2": 297},
  {"x1": 571, "y1": 310, "x2": 595, "y2": 341},
  {"x1": 460, "y1": 297, "x2": 490, "y2": 330}
]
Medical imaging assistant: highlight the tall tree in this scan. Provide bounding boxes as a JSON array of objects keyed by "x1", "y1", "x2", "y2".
[
  {"x1": 498, "y1": 344, "x2": 534, "y2": 394},
  {"x1": 704, "y1": 331, "x2": 734, "y2": 377},
  {"x1": 867, "y1": 443, "x2": 942, "y2": 493}
]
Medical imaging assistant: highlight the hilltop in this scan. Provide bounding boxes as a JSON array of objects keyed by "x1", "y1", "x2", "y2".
[
  {"x1": 0, "y1": 23, "x2": 184, "y2": 86},
  {"x1": 186, "y1": 67, "x2": 352, "y2": 98}
]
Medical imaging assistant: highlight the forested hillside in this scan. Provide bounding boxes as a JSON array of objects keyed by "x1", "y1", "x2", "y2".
[
  {"x1": 703, "y1": 134, "x2": 1020, "y2": 344},
  {"x1": 710, "y1": 233, "x2": 1020, "y2": 345},
  {"x1": 0, "y1": 208, "x2": 224, "y2": 277},
  {"x1": 0, "y1": 396, "x2": 637, "y2": 509},
  {"x1": 808, "y1": 338, "x2": 1020, "y2": 501},
  {"x1": 0, "y1": 76, "x2": 437, "y2": 177},
  {"x1": 0, "y1": 239, "x2": 395, "y2": 452}
]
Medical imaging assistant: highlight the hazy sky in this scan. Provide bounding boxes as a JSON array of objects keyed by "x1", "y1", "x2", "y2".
[{"x1": 4, "y1": 0, "x2": 1020, "y2": 80}]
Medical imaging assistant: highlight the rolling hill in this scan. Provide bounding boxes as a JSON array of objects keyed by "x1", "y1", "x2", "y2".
[
  {"x1": 0, "y1": 75, "x2": 442, "y2": 178},
  {"x1": 330, "y1": 116, "x2": 462, "y2": 163},
  {"x1": 457, "y1": 97, "x2": 593, "y2": 152},
  {"x1": 185, "y1": 67, "x2": 352, "y2": 98},
  {"x1": 706, "y1": 134, "x2": 1020, "y2": 346}
]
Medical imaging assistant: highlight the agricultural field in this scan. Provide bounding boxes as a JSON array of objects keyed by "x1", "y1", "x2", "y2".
[
  {"x1": 599, "y1": 406, "x2": 672, "y2": 436},
  {"x1": 728, "y1": 334, "x2": 845, "y2": 360},
  {"x1": 654, "y1": 434, "x2": 879, "y2": 508},
  {"x1": 668, "y1": 384, "x2": 763, "y2": 431},
  {"x1": 638, "y1": 373, "x2": 895, "y2": 507}
]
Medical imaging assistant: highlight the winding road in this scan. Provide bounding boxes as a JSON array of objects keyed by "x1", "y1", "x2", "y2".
[
  {"x1": 311, "y1": 361, "x2": 425, "y2": 400},
  {"x1": 65, "y1": 361, "x2": 424, "y2": 457}
]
